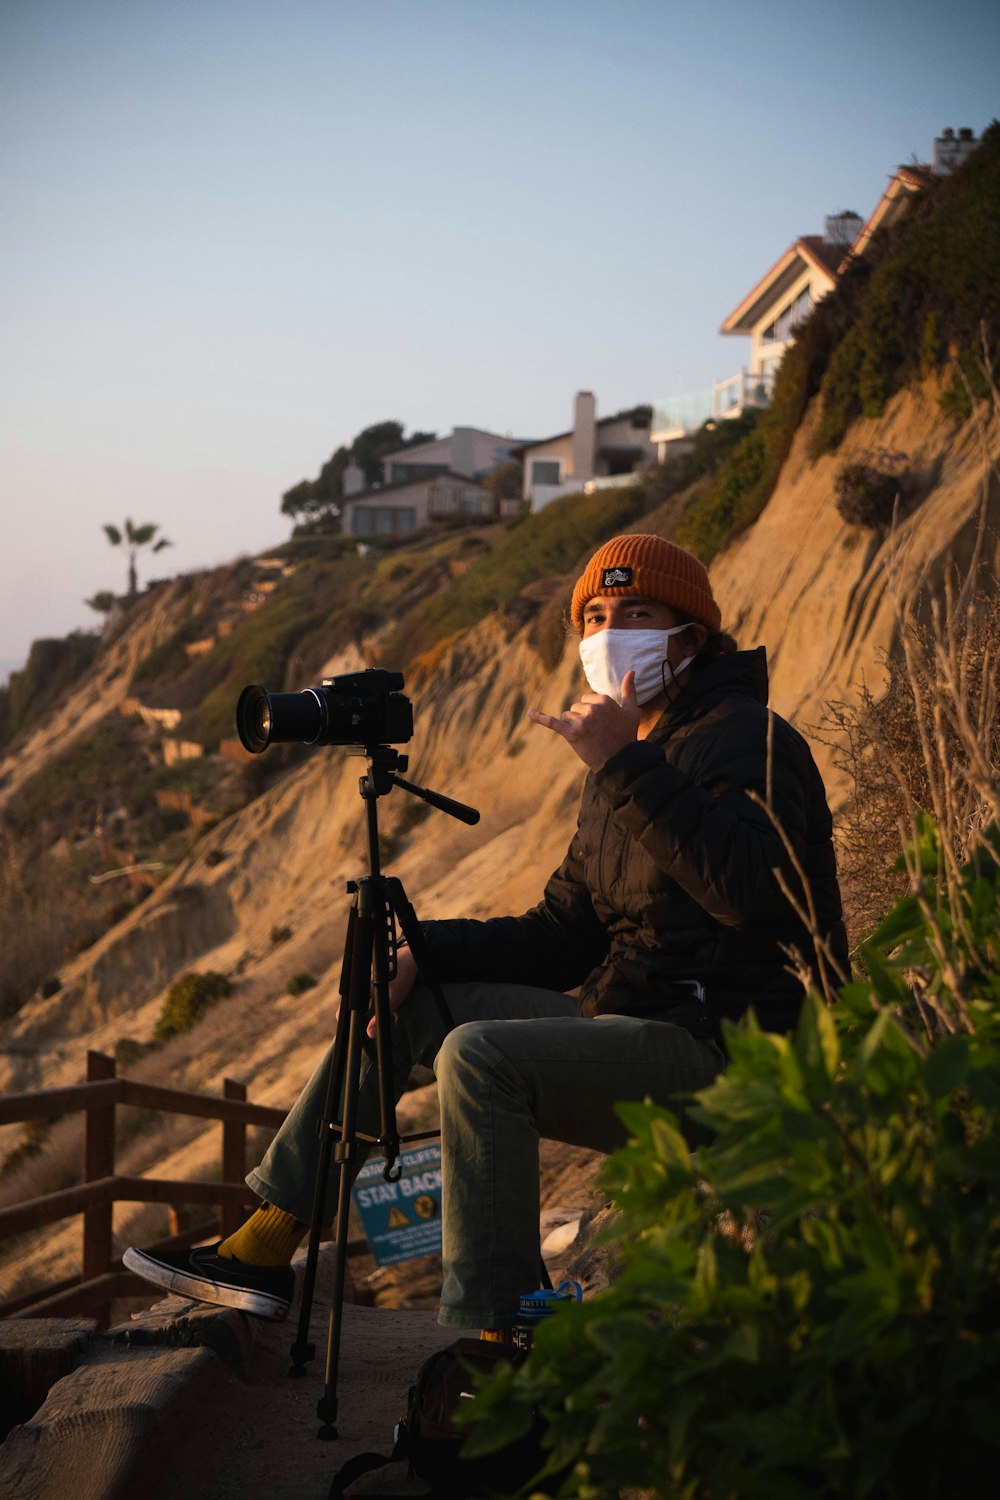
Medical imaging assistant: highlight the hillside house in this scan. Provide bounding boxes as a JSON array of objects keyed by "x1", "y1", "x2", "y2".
[
  {"x1": 715, "y1": 127, "x2": 981, "y2": 420},
  {"x1": 839, "y1": 128, "x2": 977, "y2": 266},
  {"x1": 716, "y1": 231, "x2": 847, "y2": 417},
  {"x1": 339, "y1": 424, "x2": 524, "y2": 537},
  {"x1": 652, "y1": 126, "x2": 980, "y2": 457},
  {"x1": 514, "y1": 392, "x2": 658, "y2": 511},
  {"x1": 339, "y1": 470, "x2": 494, "y2": 536}
]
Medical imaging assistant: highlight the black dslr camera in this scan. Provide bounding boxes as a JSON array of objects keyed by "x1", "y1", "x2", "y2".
[{"x1": 236, "y1": 669, "x2": 413, "y2": 754}]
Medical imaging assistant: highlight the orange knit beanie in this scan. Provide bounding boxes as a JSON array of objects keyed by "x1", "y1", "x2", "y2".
[{"x1": 570, "y1": 534, "x2": 721, "y2": 634}]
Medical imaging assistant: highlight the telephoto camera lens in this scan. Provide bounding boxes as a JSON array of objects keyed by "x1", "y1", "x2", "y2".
[{"x1": 236, "y1": 685, "x2": 324, "y2": 753}]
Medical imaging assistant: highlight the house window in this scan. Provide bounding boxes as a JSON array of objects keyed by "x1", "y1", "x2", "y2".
[
  {"x1": 352, "y1": 505, "x2": 416, "y2": 535},
  {"x1": 761, "y1": 286, "x2": 814, "y2": 345},
  {"x1": 390, "y1": 462, "x2": 435, "y2": 484},
  {"x1": 530, "y1": 459, "x2": 561, "y2": 486}
]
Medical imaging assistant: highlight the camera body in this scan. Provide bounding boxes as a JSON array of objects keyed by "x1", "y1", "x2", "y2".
[{"x1": 236, "y1": 669, "x2": 413, "y2": 754}]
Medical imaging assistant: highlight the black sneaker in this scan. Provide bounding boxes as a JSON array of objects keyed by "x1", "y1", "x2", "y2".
[{"x1": 122, "y1": 1242, "x2": 295, "y2": 1321}]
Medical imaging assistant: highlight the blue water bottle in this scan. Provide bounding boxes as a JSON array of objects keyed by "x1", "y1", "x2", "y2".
[{"x1": 514, "y1": 1279, "x2": 583, "y2": 1350}]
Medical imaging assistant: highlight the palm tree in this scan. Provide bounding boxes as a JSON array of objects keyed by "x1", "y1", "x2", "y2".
[{"x1": 103, "y1": 519, "x2": 173, "y2": 597}]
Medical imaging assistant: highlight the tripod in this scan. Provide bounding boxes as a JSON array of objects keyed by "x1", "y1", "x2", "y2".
[{"x1": 288, "y1": 743, "x2": 479, "y2": 1440}]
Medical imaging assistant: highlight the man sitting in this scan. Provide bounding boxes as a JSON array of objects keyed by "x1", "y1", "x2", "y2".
[{"x1": 125, "y1": 533, "x2": 847, "y2": 1336}]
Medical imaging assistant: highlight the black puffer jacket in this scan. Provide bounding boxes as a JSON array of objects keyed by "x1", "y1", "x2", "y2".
[{"x1": 421, "y1": 648, "x2": 847, "y2": 1042}]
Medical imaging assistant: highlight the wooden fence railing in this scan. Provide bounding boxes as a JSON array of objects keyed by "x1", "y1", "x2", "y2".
[{"x1": 0, "y1": 1050, "x2": 287, "y2": 1326}]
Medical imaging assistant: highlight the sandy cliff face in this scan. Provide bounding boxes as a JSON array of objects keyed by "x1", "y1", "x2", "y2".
[
  {"x1": 0, "y1": 614, "x2": 586, "y2": 1098},
  {"x1": 710, "y1": 375, "x2": 999, "y2": 790}
]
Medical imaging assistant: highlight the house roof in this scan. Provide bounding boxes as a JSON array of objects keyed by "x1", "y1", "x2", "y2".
[
  {"x1": 509, "y1": 405, "x2": 652, "y2": 457},
  {"x1": 341, "y1": 469, "x2": 488, "y2": 508},
  {"x1": 381, "y1": 427, "x2": 519, "y2": 465},
  {"x1": 720, "y1": 237, "x2": 840, "y2": 335},
  {"x1": 838, "y1": 163, "x2": 935, "y2": 269}
]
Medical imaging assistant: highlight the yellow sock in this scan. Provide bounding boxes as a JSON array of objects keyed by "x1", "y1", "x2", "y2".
[
  {"x1": 480, "y1": 1328, "x2": 515, "y2": 1344},
  {"x1": 217, "y1": 1203, "x2": 306, "y2": 1266}
]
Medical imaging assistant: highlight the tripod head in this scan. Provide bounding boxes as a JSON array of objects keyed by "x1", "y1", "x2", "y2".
[{"x1": 348, "y1": 745, "x2": 480, "y2": 826}]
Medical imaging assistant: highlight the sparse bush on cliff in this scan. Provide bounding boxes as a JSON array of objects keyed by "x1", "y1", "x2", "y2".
[
  {"x1": 152, "y1": 970, "x2": 232, "y2": 1043},
  {"x1": 826, "y1": 578, "x2": 1000, "y2": 943},
  {"x1": 0, "y1": 632, "x2": 100, "y2": 750},
  {"x1": 285, "y1": 972, "x2": 317, "y2": 996},
  {"x1": 0, "y1": 834, "x2": 119, "y2": 1019},
  {"x1": 833, "y1": 447, "x2": 909, "y2": 531}
]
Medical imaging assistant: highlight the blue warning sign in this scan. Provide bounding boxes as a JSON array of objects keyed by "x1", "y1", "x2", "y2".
[{"x1": 351, "y1": 1143, "x2": 443, "y2": 1266}]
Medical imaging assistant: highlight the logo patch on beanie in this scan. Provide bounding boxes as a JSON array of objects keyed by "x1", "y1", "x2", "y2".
[{"x1": 602, "y1": 566, "x2": 633, "y2": 587}]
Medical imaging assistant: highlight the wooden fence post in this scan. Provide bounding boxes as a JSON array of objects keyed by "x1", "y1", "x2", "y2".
[
  {"x1": 220, "y1": 1079, "x2": 246, "y2": 1240},
  {"x1": 83, "y1": 1051, "x2": 116, "y2": 1325}
]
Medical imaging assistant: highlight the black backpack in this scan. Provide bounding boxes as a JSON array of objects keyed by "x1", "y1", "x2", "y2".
[{"x1": 328, "y1": 1338, "x2": 552, "y2": 1499}]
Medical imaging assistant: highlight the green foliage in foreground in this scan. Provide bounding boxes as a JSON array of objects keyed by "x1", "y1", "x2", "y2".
[
  {"x1": 463, "y1": 825, "x2": 1000, "y2": 1498},
  {"x1": 153, "y1": 970, "x2": 232, "y2": 1043}
]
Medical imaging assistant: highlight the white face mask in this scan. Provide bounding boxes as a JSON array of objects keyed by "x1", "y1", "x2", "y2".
[{"x1": 578, "y1": 624, "x2": 697, "y2": 706}]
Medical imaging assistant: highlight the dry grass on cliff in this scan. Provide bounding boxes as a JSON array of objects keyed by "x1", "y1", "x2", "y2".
[{"x1": 826, "y1": 585, "x2": 1000, "y2": 942}]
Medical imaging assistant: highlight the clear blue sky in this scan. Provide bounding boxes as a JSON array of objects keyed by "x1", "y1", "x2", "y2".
[{"x1": 1, "y1": 0, "x2": 996, "y2": 669}]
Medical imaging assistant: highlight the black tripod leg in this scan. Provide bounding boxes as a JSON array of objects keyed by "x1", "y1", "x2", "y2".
[
  {"x1": 288, "y1": 903, "x2": 360, "y2": 1376},
  {"x1": 317, "y1": 888, "x2": 377, "y2": 1439}
]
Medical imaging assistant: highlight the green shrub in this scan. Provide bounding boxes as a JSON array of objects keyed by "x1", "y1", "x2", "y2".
[
  {"x1": 114, "y1": 1037, "x2": 150, "y2": 1068},
  {"x1": 285, "y1": 972, "x2": 317, "y2": 996},
  {"x1": 833, "y1": 447, "x2": 908, "y2": 530},
  {"x1": 675, "y1": 421, "x2": 767, "y2": 561},
  {"x1": 153, "y1": 971, "x2": 232, "y2": 1043},
  {"x1": 463, "y1": 823, "x2": 1000, "y2": 1497}
]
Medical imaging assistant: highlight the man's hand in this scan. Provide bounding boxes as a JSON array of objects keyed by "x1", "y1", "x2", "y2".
[
  {"x1": 528, "y1": 671, "x2": 640, "y2": 771},
  {"x1": 366, "y1": 943, "x2": 419, "y2": 1038}
]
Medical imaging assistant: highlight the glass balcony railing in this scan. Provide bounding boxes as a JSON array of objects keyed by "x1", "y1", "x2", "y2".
[
  {"x1": 651, "y1": 391, "x2": 713, "y2": 438},
  {"x1": 711, "y1": 367, "x2": 776, "y2": 418}
]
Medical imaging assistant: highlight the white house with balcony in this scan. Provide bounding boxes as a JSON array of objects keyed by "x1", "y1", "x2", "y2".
[
  {"x1": 651, "y1": 226, "x2": 850, "y2": 458},
  {"x1": 717, "y1": 230, "x2": 848, "y2": 414},
  {"x1": 713, "y1": 126, "x2": 980, "y2": 425},
  {"x1": 651, "y1": 127, "x2": 980, "y2": 461},
  {"x1": 515, "y1": 392, "x2": 658, "y2": 510}
]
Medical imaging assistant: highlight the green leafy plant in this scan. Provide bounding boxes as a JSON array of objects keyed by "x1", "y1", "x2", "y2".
[{"x1": 152, "y1": 970, "x2": 232, "y2": 1044}]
